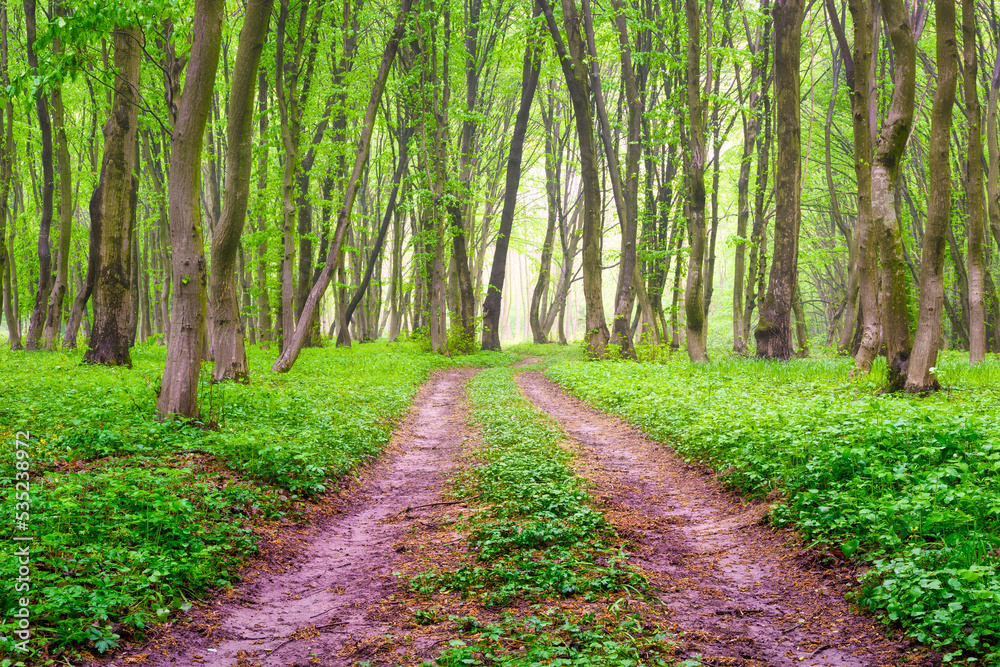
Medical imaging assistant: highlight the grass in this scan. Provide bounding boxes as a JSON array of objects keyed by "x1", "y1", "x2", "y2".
[
  {"x1": 0, "y1": 340, "x2": 513, "y2": 664},
  {"x1": 413, "y1": 365, "x2": 678, "y2": 667},
  {"x1": 546, "y1": 349, "x2": 1000, "y2": 664}
]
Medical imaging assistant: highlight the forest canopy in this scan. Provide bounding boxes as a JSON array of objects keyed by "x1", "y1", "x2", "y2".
[{"x1": 0, "y1": 0, "x2": 997, "y2": 410}]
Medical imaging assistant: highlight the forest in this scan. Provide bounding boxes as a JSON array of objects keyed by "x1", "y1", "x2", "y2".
[{"x1": 2, "y1": 0, "x2": 1000, "y2": 663}]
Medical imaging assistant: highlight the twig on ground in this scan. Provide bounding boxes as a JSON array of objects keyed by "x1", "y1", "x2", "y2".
[{"x1": 404, "y1": 493, "x2": 483, "y2": 512}]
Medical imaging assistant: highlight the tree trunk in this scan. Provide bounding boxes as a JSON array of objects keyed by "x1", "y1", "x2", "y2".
[
  {"x1": 581, "y1": 0, "x2": 639, "y2": 358},
  {"x1": 157, "y1": 0, "x2": 224, "y2": 417},
  {"x1": 84, "y1": 25, "x2": 142, "y2": 367},
  {"x1": 540, "y1": 0, "x2": 609, "y2": 356},
  {"x1": 753, "y1": 0, "x2": 803, "y2": 360},
  {"x1": 963, "y1": 0, "x2": 985, "y2": 363},
  {"x1": 255, "y1": 71, "x2": 272, "y2": 346},
  {"x1": 906, "y1": 0, "x2": 957, "y2": 393},
  {"x1": 482, "y1": 0, "x2": 543, "y2": 350},
  {"x1": 684, "y1": 0, "x2": 709, "y2": 362},
  {"x1": 23, "y1": 0, "x2": 54, "y2": 351},
  {"x1": 742, "y1": 7, "x2": 772, "y2": 350},
  {"x1": 0, "y1": 4, "x2": 16, "y2": 350},
  {"x1": 42, "y1": 76, "x2": 72, "y2": 350},
  {"x1": 870, "y1": 0, "x2": 916, "y2": 389},
  {"x1": 988, "y1": 47, "x2": 1000, "y2": 252},
  {"x1": 209, "y1": 0, "x2": 273, "y2": 383},
  {"x1": 530, "y1": 188, "x2": 556, "y2": 343},
  {"x1": 444, "y1": 0, "x2": 483, "y2": 353},
  {"x1": 140, "y1": 228, "x2": 152, "y2": 341},
  {"x1": 844, "y1": 0, "x2": 881, "y2": 371}
]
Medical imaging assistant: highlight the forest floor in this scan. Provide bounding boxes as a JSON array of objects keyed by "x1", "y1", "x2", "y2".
[{"x1": 83, "y1": 358, "x2": 935, "y2": 667}]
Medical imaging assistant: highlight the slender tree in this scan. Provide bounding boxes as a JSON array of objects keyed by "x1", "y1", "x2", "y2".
[
  {"x1": 209, "y1": 0, "x2": 274, "y2": 383},
  {"x1": 42, "y1": 10, "x2": 73, "y2": 350},
  {"x1": 684, "y1": 0, "x2": 709, "y2": 361},
  {"x1": 540, "y1": 0, "x2": 610, "y2": 356},
  {"x1": 0, "y1": 1, "x2": 17, "y2": 350},
  {"x1": 23, "y1": 0, "x2": 54, "y2": 350},
  {"x1": 482, "y1": 1, "x2": 544, "y2": 350},
  {"x1": 906, "y1": 0, "x2": 958, "y2": 392},
  {"x1": 272, "y1": 0, "x2": 414, "y2": 372},
  {"x1": 964, "y1": 0, "x2": 985, "y2": 363}
]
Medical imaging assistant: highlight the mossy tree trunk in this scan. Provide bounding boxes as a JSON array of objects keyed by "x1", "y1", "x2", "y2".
[{"x1": 905, "y1": 0, "x2": 958, "y2": 393}]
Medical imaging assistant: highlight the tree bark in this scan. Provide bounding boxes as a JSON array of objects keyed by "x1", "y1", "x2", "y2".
[
  {"x1": 741, "y1": 2, "x2": 772, "y2": 350},
  {"x1": 84, "y1": 25, "x2": 142, "y2": 367},
  {"x1": 963, "y1": 0, "x2": 985, "y2": 363},
  {"x1": 530, "y1": 135, "x2": 557, "y2": 343},
  {"x1": 482, "y1": 0, "x2": 543, "y2": 350},
  {"x1": 906, "y1": 0, "x2": 957, "y2": 393},
  {"x1": 988, "y1": 45, "x2": 1000, "y2": 253},
  {"x1": 209, "y1": 0, "x2": 273, "y2": 383},
  {"x1": 684, "y1": 0, "x2": 709, "y2": 362},
  {"x1": 0, "y1": 4, "x2": 17, "y2": 350},
  {"x1": 843, "y1": 0, "x2": 880, "y2": 371},
  {"x1": 157, "y1": 0, "x2": 224, "y2": 417},
  {"x1": 23, "y1": 0, "x2": 54, "y2": 351},
  {"x1": 870, "y1": 0, "x2": 916, "y2": 389},
  {"x1": 42, "y1": 73, "x2": 72, "y2": 350},
  {"x1": 255, "y1": 71, "x2": 272, "y2": 345},
  {"x1": 754, "y1": 0, "x2": 803, "y2": 360}
]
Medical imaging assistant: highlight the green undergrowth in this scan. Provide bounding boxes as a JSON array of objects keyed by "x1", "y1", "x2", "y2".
[
  {"x1": 414, "y1": 366, "x2": 676, "y2": 666},
  {"x1": 0, "y1": 341, "x2": 513, "y2": 663},
  {"x1": 547, "y1": 351, "x2": 1000, "y2": 664}
]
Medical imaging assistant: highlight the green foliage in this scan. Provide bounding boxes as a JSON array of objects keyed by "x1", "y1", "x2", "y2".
[
  {"x1": 0, "y1": 341, "x2": 452, "y2": 661},
  {"x1": 427, "y1": 609, "x2": 675, "y2": 667},
  {"x1": 547, "y1": 352, "x2": 1000, "y2": 663}
]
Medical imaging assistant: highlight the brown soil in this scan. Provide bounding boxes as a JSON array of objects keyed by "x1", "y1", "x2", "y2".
[
  {"x1": 96, "y1": 367, "x2": 479, "y2": 667},
  {"x1": 515, "y1": 371, "x2": 936, "y2": 667}
]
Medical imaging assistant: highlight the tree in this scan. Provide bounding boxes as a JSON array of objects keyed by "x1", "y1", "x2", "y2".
[
  {"x1": 83, "y1": 25, "x2": 141, "y2": 367},
  {"x1": 271, "y1": 0, "x2": 414, "y2": 373},
  {"x1": 482, "y1": 1, "x2": 543, "y2": 351},
  {"x1": 157, "y1": 0, "x2": 224, "y2": 417},
  {"x1": 683, "y1": 0, "x2": 709, "y2": 361},
  {"x1": 870, "y1": 0, "x2": 917, "y2": 389},
  {"x1": 964, "y1": 0, "x2": 985, "y2": 363},
  {"x1": 209, "y1": 0, "x2": 274, "y2": 383},
  {"x1": 753, "y1": 0, "x2": 803, "y2": 360},
  {"x1": 0, "y1": 0, "x2": 17, "y2": 350},
  {"x1": 540, "y1": 0, "x2": 610, "y2": 357},
  {"x1": 41, "y1": 4, "x2": 73, "y2": 351},
  {"x1": 906, "y1": 0, "x2": 959, "y2": 392},
  {"x1": 23, "y1": 0, "x2": 54, "y2": 351}
]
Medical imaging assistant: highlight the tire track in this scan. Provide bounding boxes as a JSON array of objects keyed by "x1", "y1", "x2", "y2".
[{"x1": 516, "y1": 370, "x2": 929, "y2": 667}]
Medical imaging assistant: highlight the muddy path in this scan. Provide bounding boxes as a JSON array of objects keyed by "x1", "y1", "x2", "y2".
[
  {"x1": 516, "y1": 371, "x2": 931, "y2": 667},
  {"x1": 104, "y1": 367, "x2": 479, "y2": 667}
]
